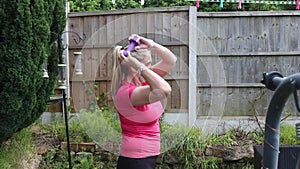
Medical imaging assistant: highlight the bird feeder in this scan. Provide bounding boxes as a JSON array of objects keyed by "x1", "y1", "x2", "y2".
[
  {"x1": 42, "y1": 60, "x2": 49, "y2": 78},
  {"x1": 74, "y1": 51, "x2": 83, "y2": 75},
  {"x1": 58, "y1": 62, "x2": 67, "y2": 89}
]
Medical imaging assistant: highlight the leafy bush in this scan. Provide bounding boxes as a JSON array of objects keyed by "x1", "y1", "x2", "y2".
[
  {"x1": 280, "y1": 124, "x2": 300, "y2": 145},
  {"x1": 0, "y1": 0, "x2": 66, "y2": 143},
  {"x1": 79, "y1": 107, "x2": 121, "y2": 150}
]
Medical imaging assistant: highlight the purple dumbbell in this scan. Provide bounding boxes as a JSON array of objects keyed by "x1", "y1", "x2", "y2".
[{"x1": 123, "y1": 35, "x2": 141, "y2": 57}]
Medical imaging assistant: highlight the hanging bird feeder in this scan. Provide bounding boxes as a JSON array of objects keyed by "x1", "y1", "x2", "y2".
[{"x1": 74, "y1": 51, "x2": 83, "y2": 75}]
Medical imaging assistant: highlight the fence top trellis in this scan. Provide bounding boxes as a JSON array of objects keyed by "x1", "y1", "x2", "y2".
[
  {"x1": 197, "y1": 10, "x2": 300, "y2": 17},
  {"x1": 68, "y1": 6, "x2": 191, "y2": 17},
  {"x1": 198, "y1": 0, "x2": 299, "y2": 5}
]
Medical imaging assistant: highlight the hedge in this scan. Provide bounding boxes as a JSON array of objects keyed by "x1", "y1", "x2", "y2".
[{"x1": 0, "y1": 0, "x2": 66, "y2": 143}]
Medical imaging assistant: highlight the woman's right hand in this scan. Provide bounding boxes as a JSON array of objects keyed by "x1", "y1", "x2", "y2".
[
  {"x1": 127, "y1": 34, "x2": 155, "y2": 50},
  {"x1": 118, "y1": 48, "x2": 144, "y2": 70}
]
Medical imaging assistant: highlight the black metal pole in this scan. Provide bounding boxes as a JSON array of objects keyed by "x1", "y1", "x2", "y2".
[
  {"x1": 56, "y1": 28, "x2": 85, "y2": 169},
  {"x1": 62, "y1": 89, "x2": 72, "y2": 169}
]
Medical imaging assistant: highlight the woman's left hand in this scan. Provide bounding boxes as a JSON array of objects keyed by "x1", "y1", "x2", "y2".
[{"x1": 129, "y1": 34, "x2": 155, "y2": 50}]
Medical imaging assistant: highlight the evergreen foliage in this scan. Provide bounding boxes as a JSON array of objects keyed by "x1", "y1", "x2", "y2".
[{"x1": 0, "y1": 0, "x2": 66, "y2": 143}]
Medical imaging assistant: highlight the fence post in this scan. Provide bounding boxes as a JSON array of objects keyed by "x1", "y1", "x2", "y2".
[
  {"x1": 65, "y1": 1, "x2": 70, "y2": 115},
  {"x1": 188, "y1": 6, "x2": 197, "y2": 127}
]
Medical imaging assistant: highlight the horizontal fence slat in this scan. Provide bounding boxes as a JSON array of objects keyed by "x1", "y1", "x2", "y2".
[
  {"x1": 198, "y1": 51, "x2": 300, "y2": 56},
  {"x1": 197, "y1": 83, "x2": 265, "y2": 88},
  {"x1": 68, "y1": 41, "x2": 187, "y2": 49},
  {"x1": 68, "y1": 6, "x2": 190, "y2": 17}
]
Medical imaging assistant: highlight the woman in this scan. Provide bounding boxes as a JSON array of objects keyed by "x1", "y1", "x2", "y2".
[{"x1": 111, "y1": 34, "x2": 177, "y2": 169}]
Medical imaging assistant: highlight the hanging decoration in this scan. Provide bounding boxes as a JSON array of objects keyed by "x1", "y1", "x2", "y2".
[
  {"x1": 220, "y1": 0, "x2": 224, "y2": 8},
  {"x1": 238, "y1": 0, "x2": 242, "y2": 9},
  {"x1": 58, "y1": 54, "x2": 67, "y2": 89},
  {"x1": 42, "y1": 59, "x2": 49, "y2": 78},
  {"x1": 196, "y1": 0, "x2": 200, "y2": 8},
  {"x1": 196, "y1": 0, "x2": 298, "y2": 6},
  {"x1": 74, "y1": 52, "x2": 83, "y2": 75}
]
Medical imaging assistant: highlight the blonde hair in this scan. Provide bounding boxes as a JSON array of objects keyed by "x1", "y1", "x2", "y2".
[{"x1": 111, "y1": 46, "x2": 150, "y2": 98}]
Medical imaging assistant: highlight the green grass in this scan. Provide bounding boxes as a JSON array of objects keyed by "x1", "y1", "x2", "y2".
[{"x1": 0, "y1": 128, "x2": 36, "y2": 169}]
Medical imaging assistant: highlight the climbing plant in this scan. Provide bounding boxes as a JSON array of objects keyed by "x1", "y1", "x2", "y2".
[{"x1": 0, "y1": 0, "x2": 66, "y2": 143}]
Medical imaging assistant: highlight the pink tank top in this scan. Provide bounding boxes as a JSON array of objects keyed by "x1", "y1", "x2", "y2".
[{"x1": 115, "y1": 81, "x2": 163, "y2": 158}]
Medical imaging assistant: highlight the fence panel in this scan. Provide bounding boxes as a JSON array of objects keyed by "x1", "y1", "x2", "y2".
[
  {"x1": 47, "y1": 7, "x2": 300, "y2": 123},
  {"x1": 66, "y1": 7, "x2": 190, "y2": 113},
  {"x1": 196, "y1": 11, "x2": 300, "y2": 117}
]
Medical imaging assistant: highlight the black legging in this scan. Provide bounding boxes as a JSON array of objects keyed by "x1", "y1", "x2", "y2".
[{"x1": 117, "y1": 155, "x2": 157, "y2": 169}]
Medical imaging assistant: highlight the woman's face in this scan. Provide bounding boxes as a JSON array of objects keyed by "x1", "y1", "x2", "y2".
[{"x1": 126, "y1": 50, "x2": 152, "y2": 76}]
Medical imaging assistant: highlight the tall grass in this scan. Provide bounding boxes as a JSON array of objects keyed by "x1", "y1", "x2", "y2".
[{"x1": 0, "y1": 128, "x2": 36, "y2": 168}]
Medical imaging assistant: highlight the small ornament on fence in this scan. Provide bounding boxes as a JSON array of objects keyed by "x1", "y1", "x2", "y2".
[
  {"x1": 196, "y1": 0, "x2": 200, "y2": 8},
  {"x1": 220, "y1": 0, "x2": 224, "y2": 8},
  {"x1": 194, "y1": 0, "x2": 299, "y2": 9},
  {"x1": 238, "y1": 0, "x2": 242, "y2": 9}
]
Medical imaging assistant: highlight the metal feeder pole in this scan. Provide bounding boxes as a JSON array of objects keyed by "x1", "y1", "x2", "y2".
[
  {"x1": 57, "y1": 31, "x2": 72, "y2": 169},
  {"x1": 62, "y1": 89, "x2": 72, "y2": 169}
]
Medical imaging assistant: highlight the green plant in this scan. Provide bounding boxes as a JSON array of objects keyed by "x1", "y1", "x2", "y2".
[
  {"x1": 35, "y1": 112, "x2": 260, "y2": 168},
  {"x1": 0, "y1": 0, "x2": 66, "y2": 143},
  {"x1": 56, "y1": 115, "x2": 93, "y2": 143},
  {"x1": 161, "y1": 126, "x2": 257, "y2": 169},
  {"x1": 0, "y1": 128, "x2": 36, "y2": 168},
  {"x1": 79, "y1": 107, "x2": 121, "y2": 147},
  {"x1": 197, "y1": 156, "x2": 219, "y2": 169},
  {"x1": 280, "y1": 124, "x2": 300, "y2": 145},
  {"x1": 153, "y1": 116, "x2": 224, "y2": 168},
  {"x1": 206, "y1": 129, "x2": 236, "y2": 146},
  {"x1": 249, "y1": 130, "x2": 264, "y2": 144},
  {"x1": 177, "y1": 128, "x2": 207, "y2": 169},
  {"x1": 36, "y1": 114, "x2": 93, "y2": 143},
  {"x1": 57, "y1": 116, "x2": 92, "y2": 143},
  {"x1": 97, "y1": 92, "x2": 108, "y2": 107},
  {"x1": 73, "y1": 156, "x2": 97, "y2": 169}
]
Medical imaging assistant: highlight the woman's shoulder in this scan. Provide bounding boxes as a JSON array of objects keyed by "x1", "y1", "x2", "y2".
[
  {"x1": 117, "y1": 81, "x2": 136, "y2": 94},
  {"x1": 115, "y1": 81, "x2": 136, "y2": 103}
]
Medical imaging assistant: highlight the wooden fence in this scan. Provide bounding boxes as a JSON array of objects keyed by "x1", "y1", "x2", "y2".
[
  {"x1": 47, "y1": 6, "x2": 300, "y2": 126},
  {"x1": 196, "y1": 11, "x2": 300, "y2": 119},
  {"x1": 65, "y1": 6, "x2": 191, "y2": 116}
]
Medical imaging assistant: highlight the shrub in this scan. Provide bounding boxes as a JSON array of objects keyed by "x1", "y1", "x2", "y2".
[
  {"x1": 280, "y1": 124, "x2": 300, "y2": 145},
  {"x1": 0, "y1": 0, "x2": 66, "y2": 143}
]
